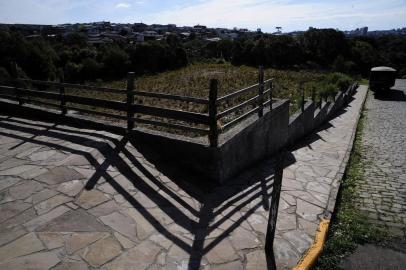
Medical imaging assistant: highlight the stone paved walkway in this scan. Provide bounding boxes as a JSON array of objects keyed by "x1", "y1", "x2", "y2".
[
  {"x1": 0, "y1": 86, "x2": 367, "y2": 270},
  {"x1": 355, "y1": 80, "x2": 406, "y2": 236}
]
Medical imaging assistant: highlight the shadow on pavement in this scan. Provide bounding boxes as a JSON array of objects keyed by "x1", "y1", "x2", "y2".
[{"x1": 0, "y1": 116, "x2": 297, "y2": 269}]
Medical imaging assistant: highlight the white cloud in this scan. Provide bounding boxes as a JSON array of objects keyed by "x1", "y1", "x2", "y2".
[
  {"x1": 115, "y1": 2, "x2": 131, "y2": 9},
  {"x1": 147, "y1": 0, "x2": 406, "y2": 31}
]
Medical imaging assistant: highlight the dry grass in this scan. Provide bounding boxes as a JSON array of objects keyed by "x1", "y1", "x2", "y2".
[{"x1": 27, "y1": 62, "x2": 330, "y2": 136}]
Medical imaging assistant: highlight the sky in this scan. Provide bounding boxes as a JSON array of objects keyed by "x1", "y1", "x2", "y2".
[{"x1": 0, "y1": 0, "x2": 406, "y2": 32}]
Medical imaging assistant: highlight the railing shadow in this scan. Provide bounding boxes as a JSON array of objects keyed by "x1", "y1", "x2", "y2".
[{"x1": 0, "y1": 116, "x2": 295, "y2": 269}]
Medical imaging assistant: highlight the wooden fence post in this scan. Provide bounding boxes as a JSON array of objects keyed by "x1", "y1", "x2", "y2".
[
  {"x1": 300, "y1": 82, "x2": 305, "y2": 113},
  {"x1": 11, "y1": 62, "x2": 23, "y2": 105},
  {"x1": 209, "y1": 79, "x2": 219, "y2": 148},
  {"x1": 59, "y1": 69, "x2": 67, "y2": 115},
  {"x1": 311, "y1": 88, "x2": 316, "y2": 103},
  {"x1": 265, "y1": 150, "x2": 285, "y2": 254},
  {"x1": 126, "y1": 72, "x2": 135, "y2": 131},
  {"x1": 269, "y1": 80, "x2": 273, "y2": 111},
  {"x1": 258, "y1": 66, "x2": 264, "y2": 117}
]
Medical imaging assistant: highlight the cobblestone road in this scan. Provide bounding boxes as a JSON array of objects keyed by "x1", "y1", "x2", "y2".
[
  {"x1": 0, "y1": 86, "x2": 367, "y2": 270},
  {"x1": 356, "y1": 80, "x2": 406, "y2": 236}
]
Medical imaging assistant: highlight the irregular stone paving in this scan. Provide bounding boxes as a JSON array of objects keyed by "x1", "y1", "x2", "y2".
[
  {"x1": 0, "y1": 86, "x2": 367, "y2": 270},
  {"x1": 355, "y1": 80, "x2": 406, "y2": 236}
]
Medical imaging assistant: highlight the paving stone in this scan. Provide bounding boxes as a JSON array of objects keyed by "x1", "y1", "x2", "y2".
[
  {"x1": 32, "y1": 189, "x2": 59, "y2": 204},
  {"x1": 105, "y1": 240, "x2": 161, "y2": 270},
  {"x1": 0, "y1": 165, "x2": 42, "y2": 176},
  {"x1": 276, "y1": 212, "x2": 297, "y2": 231},
  {"x1": 0, "y1": 158, "x2": 28, "y2": 171},
  {"x1": 247, "y1": 213, "x2": 268, "y2": 233},
  {"x1": 149, "y1": 234, "x2": 173, "y2": 250},
  {"x1": 25, "y1": 206, "x2": 69, "y2": 232},
  {"x1": 0, "y1": 232, "x2": 44, "y2": 262},
  {"x1": 273, "y1": 238, "x2": 300, "y2": 270},
  {"x1": 283, "y1": 230, "x2": 313, "y2": 253},
  {"x1": 75, "y1": 189, "x2": 109, "y2": 209},
  {"x1": 35, "y1": 209, "x2": 108, "y2": 232},
  {"x1": 114, "y1": 232, "x2": 135, "y2": 249},
  {"x1": 53, "y1": 261, "x2": 89, "y2": 270},
  {"x1": 212, "y1": 260, "x2": 244, "y2": 270},
  {"x1": 296, "y1": 199, "x2": 324, "y2": 222},
  {"x1": 166, "y1": 244, "x2": 190, "y2": 269},
  {"x1": 1, "y1": 207, "x2": 37, "y2": 229},
  {"x1": 57, "y1": 180, "x2": 84, "y2": 197},
  {"x1": 98, "y1": 182, "x2": 117, "y2": 195},
  {"x1": 297, "y1": 218, "x2": 319, "y2": 237},
  {"x1": 35, "y1": 166, "x2": 85, "y2": 185},
  {"x1": 29, "y1": 150, "x2": 58, "y2": 161},
  {"x1": 0, "y1": 176, "x2": 20, "y2": 191},
  {"x1": 205, "y1": 238, "x2": 239, "y2": 264},
  {"x1": 0, "y1": 251, "x2": 60, "y2": 270},
  {"x1": 8, "y1": 181, "x2": 43, "y2": 200},
  {"x1": 34, "y1": 194, "x2": 72, "y2": 215},
  {"x1": 99, "y1": 211, "x2": 138, "y2": 242},
  {"x1": 80, "y1": 236, "x2": 122, "y2": 267},
  {"x1": 126, "y1": 208, "x2": 155, "y2": 240},
  {"x1": 245, "y1": 250, "x2": 267, "y2": 270},
  {"x1": 65, "y1": 232, "x2": 109, "y2": 254},
  {"x1": 0, "y1": 226, "x2": 26, "y2": 246},
  {"x1": 88, "y1": 200, "x2": 121, "y2": 217},
  {"x1": 229, "y1": 227, "x2": 261, "y2": 250},
  {"x1": 0, "y1": 200, "x2": 31, "y2": 224},
  {"x1": 37, "y1": 232, "x2": 64, "y2": 249}
]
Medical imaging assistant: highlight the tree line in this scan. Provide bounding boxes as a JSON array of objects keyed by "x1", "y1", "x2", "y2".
[{"x1": 0, "y1": 27, "x2": 405, "y2": 83}]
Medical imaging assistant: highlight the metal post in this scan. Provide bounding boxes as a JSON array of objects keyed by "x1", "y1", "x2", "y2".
[
  {"x1": 208, "y1": 79, "x2": 219, "y2": 148},
  {"x1": 126, "y1": 72, "x2": 135, "y2": 131},
  {"x1": 265, "y1": 150, "x2": 285, "y2": 253},
  {"x1": 59, "y1": 69, "x2": 67, "y2": 115},
  {"x1": 269, "y1": 80, "x2": 273, "y2": 111},
  {"x1": 300, "y1": 82, "x2": 305, "y2": 113},
  {"x1": 258, "y1": 66, "x2": 264, "y2": 117}
]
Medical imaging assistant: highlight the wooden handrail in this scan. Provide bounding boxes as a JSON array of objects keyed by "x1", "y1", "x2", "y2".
[
  {"x1": 134, "y1": 117, "x2": 209, "y2": 134},
  {"x1": 133, "y1": 90, "x2": 209, "y2": 104},
  {"x1": 134, "y1": 104, "x2": 210, "y2": 125}
]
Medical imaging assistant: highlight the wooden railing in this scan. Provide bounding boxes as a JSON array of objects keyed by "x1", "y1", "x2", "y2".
[{"x1": 0, "y1": 67, "x2": 274, "y2": 147}]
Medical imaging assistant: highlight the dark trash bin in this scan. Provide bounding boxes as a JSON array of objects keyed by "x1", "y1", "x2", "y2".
[{"x1": 369, "y1": 66, "x2": 397, "y2": 91}]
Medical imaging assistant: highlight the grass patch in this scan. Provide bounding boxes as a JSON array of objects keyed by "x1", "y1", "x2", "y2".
[
  {"x1": 22, "y1": 62, "x2": 355, "y2": 136},
  {"x1": 315, "y1": 109, "x2": 389, "y2": 269}
]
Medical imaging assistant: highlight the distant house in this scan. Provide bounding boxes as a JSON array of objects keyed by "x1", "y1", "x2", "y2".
[
  {"x1": 100, "y1": 32, "x2": 127, "y2": 43},
  {"x1": 88, "y1": 37, "x2": 113, "y2": 45},
  {"x1": 142, "y1": 31, "x2": 163, "y2": 41}
]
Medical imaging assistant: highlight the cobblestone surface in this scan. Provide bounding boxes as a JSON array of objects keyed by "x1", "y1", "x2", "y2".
[
  {"x1": 0, "y1": 86, "x2": 367, "y2": 270},
  {"x1": 356, "y1": 80, "x2": 406, "y2": 236}
]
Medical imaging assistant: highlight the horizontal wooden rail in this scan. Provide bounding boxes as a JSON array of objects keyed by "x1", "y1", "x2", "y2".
[
  {"x1": 217, "y1": 84, "x2": 257, "y2": 103},
  {"x1": 134, "y1": 117, "x2": 209, "y2": 134},
  {"x1": 0, "y1": 93, "x2": 18, "y2": 101},
  {"x1": 19, "y1": 88, "x2": 60, "y2": 100},
  {"x1": 218, "y1": 87, "x2": 271, "y2": 119},
  {"x1": 222, "y1": 106, "x2": 259, "y2": 130},
  {"x1": 18, "y1": 79, "x2": 126, "y2": 94},
  {"x1": 64, "y1": 95, "x2": 127, "y2": 111},
  {"x1": 23, "y1": 98, "x2": 60, "y2": 109},
  {"x1": 134, "y1": 104, "x2": 210, "y2": 124},
  {"x1": 217, "y1": 78, "x2": 273, "y2": 103},
  {"x1": 218, "y1": 94, "x2": 259, "y2": 119},
  {"x1": 133, "y1": 90, "x2": 208, "y2": 104},
  {"x1": 65, "y1": 106, "x2": 127, "y2": 120}
]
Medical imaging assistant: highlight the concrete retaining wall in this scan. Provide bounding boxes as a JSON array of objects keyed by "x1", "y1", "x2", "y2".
[
  {"x1": 288, "y1": 101, "x2": 316, "y2": 146},
  {"x1": 0, "y1": 84, "x2": 359, "y2": 184}
]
